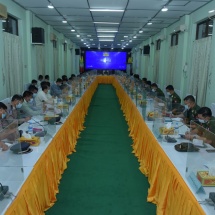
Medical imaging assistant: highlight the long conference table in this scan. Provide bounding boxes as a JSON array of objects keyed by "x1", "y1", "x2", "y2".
[{"x1": 1, "y1": 76, "x2": 212, "y2": 215}]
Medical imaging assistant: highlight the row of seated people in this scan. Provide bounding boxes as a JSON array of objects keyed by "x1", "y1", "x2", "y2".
[
  {"x1": 140, "y1": 77, "x2": 215, "y2": 147},
  {"x1": 0, "y1": 78, "x2": 73, "y2": 151}
]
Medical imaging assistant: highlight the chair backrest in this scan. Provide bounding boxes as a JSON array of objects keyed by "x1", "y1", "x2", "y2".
[{"x1": 211, "y1": 103, "x2": 215, "y2": 117}]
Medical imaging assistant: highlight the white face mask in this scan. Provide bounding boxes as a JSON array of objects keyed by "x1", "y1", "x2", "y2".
[
  {"x1": 198, "y1": 119, "x2": 206, "y2": 123},
  {"x1": 16, "y1": 103, "x2": 22, "y2": 109},
  {"x1": 167, "y1": 92, "x2": 171, "y2": 96},
  {"x1": 29, "y1": 98, "x2": 33, "y2": 103},
  {"x1": 1, "y1": 113, "x2": 6, "y2": 119},
  {"x1": 48, "y1": 90, "x2": 50, "y2": 94},
  {"x1": 33, "y1": 93, "x2": 37, "y2": 98},
  {"x1": 184, "y1": 105, "x2": 189, "y2": 110}
]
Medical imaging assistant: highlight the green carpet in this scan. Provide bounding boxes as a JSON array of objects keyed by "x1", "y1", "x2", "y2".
[{"x1": 46, "y1": 85, "x2": 156, "y2": 215}]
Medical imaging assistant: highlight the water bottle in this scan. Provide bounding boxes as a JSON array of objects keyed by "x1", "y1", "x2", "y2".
[
  {"x1": 28, "y1": 122, "x2": 33, "y2": 134},
  {"x1": 175, "y1": 122, "x2": 179, "y2": 135}
]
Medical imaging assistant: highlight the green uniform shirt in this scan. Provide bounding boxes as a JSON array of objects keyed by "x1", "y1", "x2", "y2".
[
  {"x1": 202, "y1": 116, "x2": 215, "y2": 134},
  {"x1": 169, "y1": 92, "x2": 181, "y2": 104},
  {"x1": 183, "y1": 104, "x2": 200, "y2": 124},
  {"x1": 156, "y1": 88, "x2": 165, "y2": 98}
]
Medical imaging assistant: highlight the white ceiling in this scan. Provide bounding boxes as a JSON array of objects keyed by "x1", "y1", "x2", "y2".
[{"x1": 13, "y1": 0, "x2": 212, "y2": 49}]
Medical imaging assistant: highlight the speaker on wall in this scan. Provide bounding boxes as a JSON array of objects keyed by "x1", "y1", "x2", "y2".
[
  {"x1": 75, "y1": 49, "x2": 80, "y2": 55},
  {"x1": 143, "y1": 45, "x2": 150, "y2": 55},
  {"x1": 32, "y1": 27, "x2": 45, "y2": 44}
]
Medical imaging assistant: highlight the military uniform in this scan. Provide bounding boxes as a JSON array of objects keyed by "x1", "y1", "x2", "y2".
[
  {"x1": 183, "y1": 104, "x2": 200, "y2": 124},
  {"x1": 169, "y1": 92, "x2": 181, "y2": 110},
  {"x1": 156, "y1": 88, "x2": 165, "y2": 98},
  {"x1": 202, "y1": 116, "x2": 215, "y2": 134}
]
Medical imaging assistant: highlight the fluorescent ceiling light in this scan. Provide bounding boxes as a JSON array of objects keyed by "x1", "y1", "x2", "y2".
[
  {"x1": 133, "y1": 36, "x2": 137, "y2": 38},
  {"x1": 126, "y1": 43, "x2": 129, "y2": 45},
  {"x1": 87, "y1": 35, "x2": 91, "y2": 37},
  {"x1": 124, "y1": 36, "x2": 128, "y2": 38},
  {"x1": 97, "y1": 30, "x2": 118, "y2": 33},
  {"x1": 97, "y1": 35, "x2": 115, "y2": 37},
  {"x1": 129, "y1": 40, "x2": 132, "y2": 42},
  {"x1": 81, "y1": 39, "x2": 84, "y2": 41},
  {"x1": 71, "y1": 29, "x2": 75, "y2": 32},
  {"x1": 117, "y1": 44, "x2": 121, "y2": 45},
  {"x1": 209, "y1": 10, "x2": 215, "y2": 13},
  {"x1": 94, "y1": 22, "x2": 119, "y2": 25},
  {"x1": 76, "y1": 35, "x2": 80, "y2": 37},
  {"x1": 90, "y1": 9, "x2": 124, "y2": 12},
  {"x1": 84, "y1": 43, "x2": 86, "y2": 44},
  {"x1": 122, "y1": 47, "x2": 124, "y2": 49},
  {"x1": 121, "y1": 40, "x2": 124, "y2": 41},
  {"x1": 161, "y1": 6, "x2": 168, "y2": 12},
  {"x1": 139, "y1": 30, "x2": 143, "y2": 33},
  {"x1": 90, "y1": 39, "x2": 93, "y2": 41},
  {"x1": 62, "y1": 20, "x2": 67, "y2": 23},
  {"x1": 209, "y1": 24, "x2": 213, "y2": 27},
  {"x1": 99, "y1": 39, "x2": 114, "y2": 41},
  {"x1": 48, "y1": 3, "x2": 54, "y2": 9},
  {"x1": 147, "y1": 22, "x2": 152, "y2": 25}
]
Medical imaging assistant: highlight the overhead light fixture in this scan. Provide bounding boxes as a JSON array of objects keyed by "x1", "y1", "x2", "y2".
[
  {"x1": 161, "y1": 6, "x2": 168, "y2": 12},
  {"x1": 97, "y1": 35, "x2": 115, "y2": 37},
  {"x1": 92, "y1": 43, "x2": 95, "y2": 45},
  {"x1": 62, "y1": 20, "x2": 67, "y2": 23},
  {"x1": 94, "y1": 22, "x2": 119, "y2": 25},
  {"x1": 139, "y1": 30, "x2": 143, "y2": 33},
  {"x1": 81, "y1": 39, "x2": 84, "y2": 41},
  {"x1": 129, "y1": 40, "x2": 132, "y2": 42},
  {"x1": 111, "y1": 47, "x2": 114, "y2": 49},
  {"x1": 99, "y1": 39, "x2": 114, "y2": 41},
  {"x1": 90, "y1": 9, "x2": 124, "y2": 12},
  {"x1": 126, "y1": 43, "x2": 129, "y2": 45},
  {"x1": 48, "y1": 3, "x2": 54, "y2": 9},
  {"x1": 133, "y1": 36, "x2": 137, "y2": 38},
  {"x1": 147, "y1": 22, "x2": 152, "y2": 25},
  {"x1": 76, "y1": 35, "x2": 80, "y2": 37},
  {"x1": 122, "y1": 47, "x2": 124, "y2": 49},
  {"x1": 97, "y1": 30, "x2": 118, "y2": 33},
  {"x1": 124, "y1": 36, "x2": 128, "y2": 38},
  {"x1": 209, "y1": 10, "x2": 215, "y2": 13},
  {"x1": 117, "y1": 44, "x2": 121, "y2": 45},
  {"x1": 71, "y1": 29, "x2": 75, "y2": 32},
  {"x1": 90, "y1": 39, "x2": 93, "y2": 41},
  {"x1": 87, "y1": 35, "x2": 91, "y2": 37},
  {"x1": 84, "y1": 43, "x2": 86, "y2": 44},
  {"x1": 121, "y1": 40, "x2": 124, "y2": 41}
]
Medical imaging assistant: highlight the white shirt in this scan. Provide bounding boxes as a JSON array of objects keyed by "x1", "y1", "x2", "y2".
[{"x1": 35, "y1": 90, "x2": 49, "y2": 109}]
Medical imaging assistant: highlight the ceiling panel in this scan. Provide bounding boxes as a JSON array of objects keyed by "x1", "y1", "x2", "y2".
[
  {"x1": 29, "y1": 8, "x2": 59, "y2": 15},
  {"x1": 14, "y1": 0, "x2": 47, "y2": 7},
  {"x1": 51, "y1": 0, "x2": 88, "y2": 8},
  {"x1": 57, "y1": 8, "x2": 91, "y2": 16},
  {"x1": 88, "y1": 0, "x2": 128, "y2": 9},
  {"x1": 127, "y1": 0, "x2": 168, "y2": 9},
  {"x1": 124, "y1": 10, "x2": 158, "y2": 18}
]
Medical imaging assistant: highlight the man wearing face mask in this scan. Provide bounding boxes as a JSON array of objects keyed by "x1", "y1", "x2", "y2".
[
  {"x1": 50, "y1": 78, "x2": 63, "y2": 97},
  {"x1": 5, "y1": 95, "x2": 31, "y2": 123},
  {"x1": 166, "y1": 85, "x2": 181, "y2": 109},
  {"x1": 19, "y1": 91, "x2": 41, "y2": 117},
  {"x1": 151, "y1": 83, "x2": 165, "y2": 98}
]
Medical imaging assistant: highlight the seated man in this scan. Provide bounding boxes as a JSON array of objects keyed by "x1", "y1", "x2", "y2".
[
  {"x1": 35, "y1": 85, "x2": 54, "y2": 110},
  {"x1": 5, "y1": 94, "x2": 30, "y2": 123},
  {"x1": 166, "y1": 85, "x2": 181, "y2": 110},
  {"x1": 50, "y1": 78, "x2": 63, "y2": 97},
  {"x1": 185, "y1": 107, "x2": 215, "y2": 147},
  {"x1": 44, "y1": 75, "x2": 50, "y2": 82},
  {"x1": 145, "y1": 80, "x2": 152, "y2": 92},
  {"x1": 174, "y1": 95, "x2": 200, "y2": 124},
  {"x1": 31, "y1": 79, "x2": 38, "y2": 87},
  {"x1": 19, "y1": 91, "x2": 41, "y2": 117},
  {"x1": 151, "y1": 83, "x2": 165, "y2": 98}
]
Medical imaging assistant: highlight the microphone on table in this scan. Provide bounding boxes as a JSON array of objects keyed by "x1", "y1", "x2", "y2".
[
  {"x1": 30, "y1": 118, "x2": 48, "y2": 137},
  {"x1": 165, "y1": 124, "x2": 185, "y2": 143}
]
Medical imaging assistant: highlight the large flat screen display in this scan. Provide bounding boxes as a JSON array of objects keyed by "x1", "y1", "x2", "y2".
[{"x1": 85, "y1": 51, "x2": 127, "y2": 70}]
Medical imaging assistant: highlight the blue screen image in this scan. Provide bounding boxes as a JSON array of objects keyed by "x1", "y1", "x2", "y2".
[{"x1": 85, "y1": 51, "x2": 127, "y2": 70}]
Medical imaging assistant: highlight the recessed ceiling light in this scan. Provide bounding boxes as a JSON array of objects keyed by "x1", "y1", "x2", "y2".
[
  {"x1": 81, "y1": 39, "x2": 84, "y2": 41},
  {"x1": 71, "y1": 29, "x2": 75, "y2": 32},
  {"x1": 97, "y1": 35, "x2": 115, "y2": 37},
  {"x1": 139, "y1": 30, "x2": 143, "y2": 33},
  {"x1": 90, "y1": 39, "x2": 93, "y2": 41},
  {"x1": 209, "y1": 10, "x2": 215, "y2": 13},
  {"x1": 99, "y1": 39, "x2": 114, "y2": 41},
  {"x1": 90, "y1": 9, "x2": 124, "y2": 12},
  {"x1": 129, "y1": 40, "x2": 132, "y2": 42},
  {"x1": 94, "y1": 22, "x2": 119, "y2": 25},
  {"x1": 126, "y1": 43, "x2": 129, "y2": 45},
  {"x1": 62, "y1": 20, "x2": 67, "y2": 23},
  {"x1": 97, "y1": 30, "x2": 118, "y2": 33},
  {"x1": 133, "y1": 36, "x2": 137, "y2": 38},
  {"x1": 76, "y1": 35, "x2": 80, "y2": 37},
  {"x1": 48, "y1": 3, "x2": 54, "y2": 9},
  {"x1": 124, "y1": 36, "x2": 128, "y2": 38},
  {"x1": 161, "y1": 6, "x2": 168, "y2": 12},
  {"x1": 117, "y1": 44, "x2": 120, "y2": 45},
  {"x1": 147, "y1": 22, "x2": 152, "y2": 25},
  {"x1": 122, "y1": 47, "x2": 124, "y2": 49},
  {"x1": 84, "y1": 43, "x2": 86, "y2": 44}
]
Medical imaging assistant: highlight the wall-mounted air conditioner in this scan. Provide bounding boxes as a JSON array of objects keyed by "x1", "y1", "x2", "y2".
[
  {"x1": 157, "y1": 34, "x2": 166, "y2": 41},
  {"x1": 173, "y1": 24, "x2": 186, "y2": 33},
  {"x1": 208, "y1": 10, "x2": 215, "y2": 19},
  {"x1": 0, "y1": 3, "x2": 7, "y2": 19}
]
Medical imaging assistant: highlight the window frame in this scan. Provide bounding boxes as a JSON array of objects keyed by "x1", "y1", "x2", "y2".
[
  {"x1": 171, "y1": 33, "x2": 179, "y2": 46},
  {"x1": 196, "y1": 19, "x2": 213, "y2": 40},
  {"x1": 156, "y1": 39, "x2": 161, "y2": 50},
  {"x1": 2, "y1": 14, "x2": 19, "y2": 36}
]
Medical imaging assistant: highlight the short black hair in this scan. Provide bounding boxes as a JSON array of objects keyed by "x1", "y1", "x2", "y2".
[
  {"x1": 46, "y1": 81, "x2": 50, "y2": 87},
  {"x1": 38, "y1": 75, "x2": 43, "y2": 80},
  {"x1": 184, "y1": 95, "x2": 195, "y2": 103},
  {"x1": 0, "y1": 102, "x2": 7, "y2": 110},
  {"x1": 23, "y1": 91, "x2": 33, "y2": 98},
  {"x1": 62, "y1": 75, "x2": 67, "y2": 80},
  {"x1": 197, "y1": 107, "x2": 212, "y2": 117},
  {"x1": 45, "y1": 75, "x2": 49, "y2": 80},
  {"x1": 151, "y1": 83, "x2": 158, "y2": 88},
  {"x1": 31, "y1": 79, "x2": 37, "y2": 84},
  {"x1": 56, "y1": 78, "x2": 63, "y2": 83},
  {"x1": 142, "y1": 78, "x2": 147, "y2": 82},
  {"x1": 146, "y1": 81, "x2": 151, "y2": 86},
  {"x1": 166, "y1": 85, "x2": 174, "y2": 91},
  {"x1": 28, "y1": 85, "x2": 38, "y2": 92},
  {"x1": 41, "y1": 81, "x2": 48, "y2": 88},
  {"x1": 42, "y1": 85, "x2": 49, "y2": 91},
  {"x1": 11, "y1": 94, "x2": 22, "y2": 102}
]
